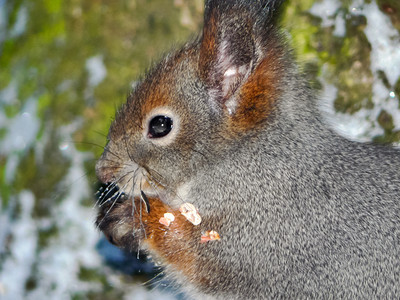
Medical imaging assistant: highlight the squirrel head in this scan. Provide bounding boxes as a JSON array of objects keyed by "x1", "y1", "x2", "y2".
[{"x1": 96, "y1": 0, "x2": 287, "y2": 203}]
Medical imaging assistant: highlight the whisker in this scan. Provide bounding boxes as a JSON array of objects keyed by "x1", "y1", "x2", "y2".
[
  {"x1": 95, "y1": 179, "x2": 121, "y2": 207},
  {"x1": 121, "y1": 120, "x2": 136, "y2": 162},
  {"x1": 143, "y1": 166, "x2": 169, "y2": 188},
  {"x1": 64, "y1": 140, "x2": 107, "y2": 150},
  {"x1": 95, "y1": 169, "x2": 136, "y2": 207},
  {"x1": 93, "y1": 130, "x2": 108, "y2": 139},
  {"x1": 141, "y1": 269, "x2": 165, "y2": 288},
  {"x1": 96, "y1": 179, "x2": 131, "y2": 228},
  {"x1": 102, "y1": 147, "x2": 123, "y2": 161},
  {"x1": 96, "y1": 158, "x2": 132, "y2": 170}
]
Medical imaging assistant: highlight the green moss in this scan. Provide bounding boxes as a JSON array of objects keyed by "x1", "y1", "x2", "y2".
[
  {"x1": 4, "y1": 103, "x2": 21, "y2": 118},
  {"x1": 13, "y1": 134, "x2": 70, "y2": 217},
  {"x1": 73, "y1": 290, "x2": 125, "y2": 300},
  {"x1": 25, "y1": 275, "x2": 38, "y2": 291},
  {"x1": 78, "y1": 266, "x2": 106, "y2": 283},
  {"x1": 38, "y1": 225, "x2": 60, "y2": 248},
  {"x1": 75, "y1": 267, "x2": 129, "y2": 300},
  {"x1": 373, "y1": 130, "x2": 400, "y2": 144},
  {"x1": 0, "y1": 157, "x2": 11, "y2": 207},
  {"x1": 284, "y1": 0, "x2": 399, "y2": 142},
  {"x1": 0, "y1": 128, "x2": 6, "y2": 140},
  {"x1": 395, "y1": 78, "x2": 400, "y2": 106},
  {"x1": 377, "y1": 70, "x2": 391, "y2": 90},
  {"x1": 284, "y1": 1, "x2": 375, "y2": 114},
  {"x1": 378, "y1": 110, "x2": 395, "y2": 131},
  {"x1": 283, "y1": 0, "x2": 318, "y2": 61},
  {"x1": 44, "y1": 0, "x2": 62, "y2": 14},
  {"x1": 373, "y1": 110, "x2": 400, "y2": 144}
]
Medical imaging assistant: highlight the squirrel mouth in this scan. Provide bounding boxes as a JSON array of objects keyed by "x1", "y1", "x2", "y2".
[
  {"x1": 95, "y1": 182, "x2": 151, "y2": 214},
  {"x1": 95, "y1": 166, "x2": 165, "y2": 215}
]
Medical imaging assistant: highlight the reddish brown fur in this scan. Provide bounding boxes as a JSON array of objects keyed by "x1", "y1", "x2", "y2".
[
  {"x1": 139, "y1": 198, "x2": 200, "y2": 278},
  {"x1": 134, "y1": 78, "x2": 170, "y2": 129},
  {"x1": 199, "y1": 9, "x2": 218, "y2": 84},
  {"x1": 100, "y1": 196, "x2": 220, "y2": 287},
  {"x1": 228, "y1": 45, "x2": 283, "y2": 134}
]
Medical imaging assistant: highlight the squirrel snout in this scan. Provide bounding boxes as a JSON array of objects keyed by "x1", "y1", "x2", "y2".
[{"x1": 95, "y1": 158, "x2": 115, "y2": 184}]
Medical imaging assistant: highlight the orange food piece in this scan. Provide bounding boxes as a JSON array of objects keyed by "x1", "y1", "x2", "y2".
[
  {"x1": 159, "y1": 212, "x2": 175, "y2": 227},
  {"x1": 200, "y1": 230, "x2": 221, "y2": 243},
  {"x1": 179, "y1": 203, "x2": 202, "y2": 225}
]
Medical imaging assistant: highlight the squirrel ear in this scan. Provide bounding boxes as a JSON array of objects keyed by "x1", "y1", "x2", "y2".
[{"x1": 199, "y1": 0, "x2": 285, "y2": 114}]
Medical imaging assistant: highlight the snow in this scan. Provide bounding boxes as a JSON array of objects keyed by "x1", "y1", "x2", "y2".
[
  {"x1": 0, "y1": 191, "x2": 38, "y2": 300},
  {"x1": 311, "y1": 0, "x2": 400, "y2": 141},
  {"x1": 358, "y1": 1, "x2": 400, "y2": 132},
  {"x1": 333, "y1": 10, "x2": 346, "y2": 37},
  {"x1": 309, "y1": 0, "x2": 346, "y2": 37},
  {"x1": 353, "y1": 1, "x2": 400, "y2": 87},
  {"x1": 0, "y1": 96, "x2": 39, "y2": 154},
  {"x1": 9, "y1": 5, "x2": 27, "y2": 38},
  {"x1": 0, "y1": 96, "x2": 40, "y2": 182},
  {"x1": 24, "y1": 127, "x2": 102, "y2": 299},
  {"x1": 85, "y1": 55, "x2": 107, "y2": 87},
  {"x1": 0, "y1": 80, "x2": 18, "y2": 107},
  {"x1": 309, "y1": 0, "x2": 340, "y2": 27},
  {"x1": 0, "y1": 3, "x2": 28, "y2": 44}
]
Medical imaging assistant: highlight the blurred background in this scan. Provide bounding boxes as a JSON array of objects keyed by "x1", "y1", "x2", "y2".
[{"x1": 0, "y1": 0, "x2": 399, "y2": 299}]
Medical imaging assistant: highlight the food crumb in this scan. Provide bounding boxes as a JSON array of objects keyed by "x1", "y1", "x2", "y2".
[
  {"x1": 179, "y1": 203, "x2": 202, "y2": 225},
  {"x1": 200, "y1": 230, "x2": 221, "y2": 243},
  {"x1": 159, "y1": 213, "x2": 175, "y2": 227}
]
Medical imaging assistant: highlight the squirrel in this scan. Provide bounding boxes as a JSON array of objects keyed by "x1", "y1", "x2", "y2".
[{"x1": 95, "y1": 0, "x2": 400, "y2": 298}]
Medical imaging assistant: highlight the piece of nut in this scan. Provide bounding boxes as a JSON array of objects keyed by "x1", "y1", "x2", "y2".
[
  {"x1": 159, "y1": 212, "x2": 175, "y2": 227},
  {"x1": 200, "y1": 230, "x2": 221, "y2": 243},
  {"x1": 179, "y1": 203, "x2": 202, "y2": 225}
]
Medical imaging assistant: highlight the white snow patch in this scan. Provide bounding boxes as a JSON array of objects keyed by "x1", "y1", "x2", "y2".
[
  {"x1": 310, "y1": 0, "x2": 346, "y2": 37},
  {"x1": 310, "y1": 0, "x2": 347, "y2": 37},
  {"x1": 317, "y1": 0, "x2": 400, "y2": 140},
  {"x1": 85, "y1": 55, "x2": 107, "y2": 87},
  {"x1": 0, "y1": 200, "x2": 16, "y2": 254},
  {"x1": 0, "y1": 97, "x2": 40, "y2": 155},
  {"x1": 355, "y1": 1, "x2": 400, "y2": 87},
  {"x1": 310, "y1": 0, "x2": 341, "y2": 28},
  {"x1": 333, "y1": 11, "x2": 346, "y2": 37},
  {"x1": 0, "y1": 80, "x2": 18, "y2": 106},
  {"x1": 25, "y1": 127, "x2": 102, "y2": 299},
  {"x1": 0, "y1": 96, "x2": 40, "y2": 182},
  {"x1": 318, "y1": 66, "x2": 383, "y2": 142},
  {"x1": 351, "y1": 0, "x2": 400, "y2": 132},
  {"x1": 0, "y1": 191, "x2": 38, "y2": 300},
  {"x1": 9, "y1": 5, "x2": 28, "y2": 38}
]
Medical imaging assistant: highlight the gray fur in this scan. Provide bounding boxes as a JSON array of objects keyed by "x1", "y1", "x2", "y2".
[{"x1": 184, "y1": 75, "x2": 400, "y2": 299}]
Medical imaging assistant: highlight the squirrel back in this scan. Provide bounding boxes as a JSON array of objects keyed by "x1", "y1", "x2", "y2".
[{"x1": 95, "y1": 0, "x2": 400, "y2": 298}]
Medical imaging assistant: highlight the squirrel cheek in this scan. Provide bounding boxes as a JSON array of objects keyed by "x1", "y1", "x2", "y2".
[{"x1": 111, "y1": 223, "x2": 134, "y2": 245}]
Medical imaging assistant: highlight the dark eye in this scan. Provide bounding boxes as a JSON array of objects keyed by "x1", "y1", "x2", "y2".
[{"x1": 148, "y1": 115, "x2": 173, "y2": 138}]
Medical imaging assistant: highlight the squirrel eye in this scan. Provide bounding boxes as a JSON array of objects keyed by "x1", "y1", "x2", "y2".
[{"x1": 148, "y1": 115, "x2": 173, "y2": 138}]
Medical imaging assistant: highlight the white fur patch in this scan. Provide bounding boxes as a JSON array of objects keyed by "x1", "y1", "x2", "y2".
[{"x1": 224, "y1": 67, "x2": 238, "y2": 77}]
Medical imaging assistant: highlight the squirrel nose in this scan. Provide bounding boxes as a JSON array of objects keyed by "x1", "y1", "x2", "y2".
[{"x1": 95, "y1": 156, "x2": 116, "y2": 184}]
